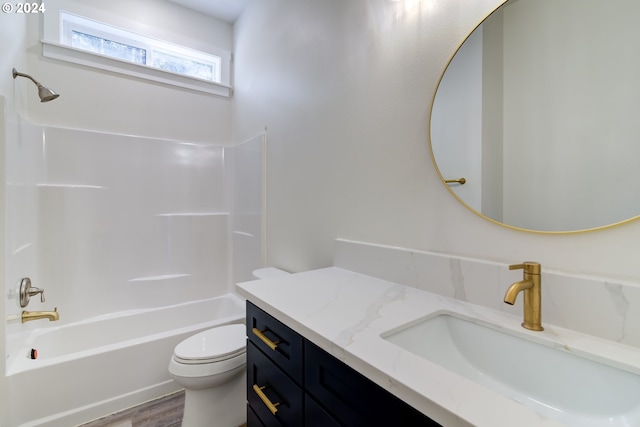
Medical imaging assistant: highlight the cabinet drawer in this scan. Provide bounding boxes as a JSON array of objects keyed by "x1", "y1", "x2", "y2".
[
  {"x1": 247, "y1": 404, "x2": 266, "y2": 427},
  {"x1": 305, "y1": 340, "x2": 440, "y2": 426},
  {"x1": 304, "y1": 394, "x2": 342, "y2": 427},
  {"x1": 247, "y1": 341, "x2": 303, "y2": 427},
  {"x1": 247, "y1": 301, "x2": 303, "y2": 384}
]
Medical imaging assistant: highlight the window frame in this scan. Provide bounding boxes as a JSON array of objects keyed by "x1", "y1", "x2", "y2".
[{"x1": 42, "y1": 10, "x2": 232, "y2": 97}]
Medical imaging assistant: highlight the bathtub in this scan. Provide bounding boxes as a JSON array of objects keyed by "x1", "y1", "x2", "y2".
[{"x1": 6, "y1": 294, "x2": 246, "y2": 427}]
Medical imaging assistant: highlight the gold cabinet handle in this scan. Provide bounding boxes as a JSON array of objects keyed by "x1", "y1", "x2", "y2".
[
  {"x1": 252, "y1": 384, "x2": 280, "y2": 415},
  {"x1": 252, "y1": 327, "x2": 279, "y2": 351}
]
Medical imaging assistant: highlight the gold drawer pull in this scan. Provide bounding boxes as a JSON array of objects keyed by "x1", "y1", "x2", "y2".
[
  {"x1": 253, "y1": 384, "x2": 280, "y2": 415},
  {"x1": 252, "y1": 327, "x2": 279, "y2": 351}
]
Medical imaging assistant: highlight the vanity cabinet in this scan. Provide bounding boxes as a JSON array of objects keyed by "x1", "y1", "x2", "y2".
[
  {"x1": 246, "y1": 302, "x2": 441, "y2": 427},
  {"x1": 247, "y1": 301, "x2": 304, "y2": 427}
]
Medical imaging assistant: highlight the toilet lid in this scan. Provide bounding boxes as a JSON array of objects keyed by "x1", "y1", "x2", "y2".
[{"x1": 174, "y1": 324, "x2": 246, "y2": 364}]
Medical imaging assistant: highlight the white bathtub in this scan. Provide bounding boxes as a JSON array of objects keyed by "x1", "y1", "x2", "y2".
[{"x1": 6, "y1": 294, "x2": 246, "y2": 427}]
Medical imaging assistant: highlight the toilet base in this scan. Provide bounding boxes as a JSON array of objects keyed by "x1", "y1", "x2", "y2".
[{"x1": 181, "y1": 367, "x2": 246, "y2": 427}]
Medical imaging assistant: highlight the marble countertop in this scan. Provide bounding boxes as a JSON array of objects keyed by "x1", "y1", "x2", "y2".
[{"x1": 236, "y1": 267, "x2": 640, "y2": 427}]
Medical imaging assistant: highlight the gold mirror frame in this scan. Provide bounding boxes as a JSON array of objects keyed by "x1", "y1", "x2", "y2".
[{"x1": 428, "y1": 0, "x2": 640, "y2": 234}]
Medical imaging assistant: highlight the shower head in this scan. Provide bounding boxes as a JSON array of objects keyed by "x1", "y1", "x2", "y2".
[{"x1": 12, "y1": 68, "x2": 60, "y2": 102}]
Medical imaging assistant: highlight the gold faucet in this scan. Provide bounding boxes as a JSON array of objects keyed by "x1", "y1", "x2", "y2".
[
  {"x1": 21, "y1": 307, "x2": 59, "y2": 323},
  {"x1": 504, "y1": 262, "x2": 543, "y2": 331}
]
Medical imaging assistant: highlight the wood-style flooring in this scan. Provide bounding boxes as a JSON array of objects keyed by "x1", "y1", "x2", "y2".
[
  {"x1": 78, "y1": 391, "x2": 185, "y2": 427},
  {"x1": 78, "y1": 390, "x2": 247, "y2": 427}
]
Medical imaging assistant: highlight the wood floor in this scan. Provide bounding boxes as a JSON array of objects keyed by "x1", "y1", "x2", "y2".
[
  {"x1": 78, "y1": 391, "x2": 186, "y2": 427},
  {"x1": 78, "y1": 390, "x2": 248, "y2": 427}
]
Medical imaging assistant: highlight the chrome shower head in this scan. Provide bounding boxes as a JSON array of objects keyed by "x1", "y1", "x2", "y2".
[{"x1": 12, "y1": 68, "x2": 60, "y2": 102}]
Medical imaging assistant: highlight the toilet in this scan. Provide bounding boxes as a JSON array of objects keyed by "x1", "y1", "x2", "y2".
[{"x1": 168, "y1": 267, "x2": 290, "y2": 427}]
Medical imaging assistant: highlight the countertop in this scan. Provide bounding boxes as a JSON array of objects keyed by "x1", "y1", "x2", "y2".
[{"x1": 236, "y1": 267, "x2": 640, "y2": 427}]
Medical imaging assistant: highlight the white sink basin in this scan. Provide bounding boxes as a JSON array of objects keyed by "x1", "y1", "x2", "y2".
[{"x1": 382, "y1": 313, "x2": 640, "y2": 426}]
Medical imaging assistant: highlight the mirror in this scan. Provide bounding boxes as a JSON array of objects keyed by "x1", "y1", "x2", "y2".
[{"x1": 429, "y1": 0, "x2": 640, "y2": 233}]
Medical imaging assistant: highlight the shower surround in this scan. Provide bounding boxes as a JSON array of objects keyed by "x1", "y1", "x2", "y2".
[{"x1": 4, "y1": 117, "x2": 264, "y2": 425}]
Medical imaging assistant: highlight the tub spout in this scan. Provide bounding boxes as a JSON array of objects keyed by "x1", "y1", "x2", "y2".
[{"x1": 22, "y1": 307, "x2": 59, "y2": 323}]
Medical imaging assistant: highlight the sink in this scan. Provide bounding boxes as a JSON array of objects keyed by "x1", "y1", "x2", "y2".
[{"x1": 382, "y1": 313, "x2": 640, "y2": 426}]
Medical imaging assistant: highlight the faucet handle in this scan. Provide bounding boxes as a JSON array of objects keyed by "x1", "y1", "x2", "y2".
[
  {"x1": 18, "y1": 278, "x2": 46, "y2": 307},
  {"x1": 509, "y1": 262, "x2": 541, "y2": 274},
  {"x1": 28, "y1": 287, "x2": 45, "y2": 303}
]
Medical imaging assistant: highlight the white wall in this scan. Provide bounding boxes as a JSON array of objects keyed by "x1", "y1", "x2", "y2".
[
  {"x1": 21, "y1": 0, "x2": 233, "y2": 142},
  {"x1": 233, "y1": 0, "x2": 640, "y2": 281},
  {"x1": 0, "y1": 9, "x2": 27, "y2": 425},
  {"x1": 0, "y1": 98, "x2": 8, "y2": 426}
]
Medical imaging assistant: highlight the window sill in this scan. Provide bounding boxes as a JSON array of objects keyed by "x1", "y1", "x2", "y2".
[{"x1": 42, "y1": 41, "x2": 232, "y2": 98}]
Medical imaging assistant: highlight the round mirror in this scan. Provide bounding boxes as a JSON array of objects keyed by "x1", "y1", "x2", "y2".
[{"x1": 429, "y1": 0, "x2": 640, "y2": 233}]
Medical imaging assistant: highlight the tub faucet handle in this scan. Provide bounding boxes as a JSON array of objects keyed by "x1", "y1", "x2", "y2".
[
  {"x1": 30, "y1": 287, "x2": 45, "y2": 302},
  {"x1": 18, "y1": 277, "x2": 45, "y2": 308}
]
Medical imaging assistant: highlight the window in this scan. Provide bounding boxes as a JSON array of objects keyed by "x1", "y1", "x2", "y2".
[
  {"x1": 42, "y1": 11, "x2": 231, "y2": 97},
  {"x1": 70, "y1": 30, "x2": 148, "y2": 64},
  {"x1": 61, "y1": 12, "x2": 222, "y2": 83}
]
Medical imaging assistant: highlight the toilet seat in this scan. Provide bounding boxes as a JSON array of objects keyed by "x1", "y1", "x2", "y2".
[
  {"x1": 173, "y1": 324, "x2": 246, "y2": 365},
  {"x1": 168, "y1": 323, "x2": 247, "y2": 426}
]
